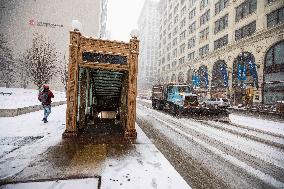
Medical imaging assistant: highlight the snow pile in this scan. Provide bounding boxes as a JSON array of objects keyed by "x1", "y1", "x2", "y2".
[
  {"x1": 229, "y1": 114, "x2": 284, "y2": 136},
  {"x1": 0, "y1": 87, "x2": 66, "y2": 109}
]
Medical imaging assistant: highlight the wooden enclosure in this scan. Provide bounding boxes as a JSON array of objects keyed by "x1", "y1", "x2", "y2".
[{"x1": 63, "y1": 31, "x2": 139, "y2": 139}]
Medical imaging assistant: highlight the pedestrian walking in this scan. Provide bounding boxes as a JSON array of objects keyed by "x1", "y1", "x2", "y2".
[{"x1": 38, "y1": 84, "x2": 54, "y2": 123}]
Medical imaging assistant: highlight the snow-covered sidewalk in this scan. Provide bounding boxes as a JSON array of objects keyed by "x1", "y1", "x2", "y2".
[
  {"x1": 0, "y1": 87, "x2": 66, "y2": 109},
  {"x1": 0, "y1": 105, "x2": 191, "y2": 189}
]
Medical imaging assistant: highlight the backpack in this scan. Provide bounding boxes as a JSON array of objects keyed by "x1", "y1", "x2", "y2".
[{"x1": 40, "y1": 92, "x2": 49, "y2": 103}]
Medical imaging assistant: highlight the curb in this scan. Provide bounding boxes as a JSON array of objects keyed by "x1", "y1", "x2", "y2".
[{"x1": 0, "y1": 101, "x2": 66, "y2": 117}]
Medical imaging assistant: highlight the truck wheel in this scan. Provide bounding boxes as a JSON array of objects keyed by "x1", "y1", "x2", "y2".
[
  {"x1": 152, "y1": 102, "x2": 156, "y2": 109},
  {"x1": 157, "y1": 102, "x2": 164, "y2": 110},
  {"x1": 169, "y1": 103, "x2": 175, "y2": 115}
]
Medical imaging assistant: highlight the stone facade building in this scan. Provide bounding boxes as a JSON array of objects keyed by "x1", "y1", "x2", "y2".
[
  {"x1": 0, "y1": 0, "x2": 107, "y2": 91},
  {"x1": 138, "y1": 0, "x2": 160, "y2": 91},
  {"x1": 157, "y1": 0, "x2": 284, "y2": 105}
]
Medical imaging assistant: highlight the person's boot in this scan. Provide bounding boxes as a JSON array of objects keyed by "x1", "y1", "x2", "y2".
[{"x1": 43, "y1": 118, "x2": 48, "y2": 123}]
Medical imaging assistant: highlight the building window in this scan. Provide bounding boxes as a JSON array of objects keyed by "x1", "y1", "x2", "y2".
[
  {"x1": 168, "y1": 13, "x2": 172, "y2": 20},
  {"x1": 173, "y1": 37, "x2": 178, "y2": 46},
  {"x1": 180, "y1": 18, "x2": 186, "y2": 29},
  {"x1": 173, "y1": 26, "x2": 178, "y2": 36},
  {"x1": 179, "y1": 43, "x2": 186, "y2": 54},
  {"x1": 163, "y1": 18, "x2": 167, "y2": 26},
  {"x1": 179, "y1": 30, "x2": 186, "y2": 41},
  {"x1": 174, "y1": 4, "x2": 179, "y2": 14},
  {"x1": 267, "y1": 7, "x2": 284, "y2": 28},
  {"x1": 179, "y1": 56, "x2": 185, "y2": 64},
  {"x1": 214, "y1": 34, "x2": 228, "y2": 50},
  {"x1": 168, "y1": 22, "x2": 172, "y2": 30},
  {"x1": 173, "y1": 48, "x2": 177, "y2": 58},
  {"x1": 162, "y1": 57, "x2": 165, "y2": 65},
  {"x1": 189, "y1": 22, "x2": 196, "y2": 34},
  {"x1": 199, "y1": 44, "x2": 209, "y2": 56},
  {"x1": 172, "y1": 60, "x2": 177, "y2": 67},
  {"x1": 214, "y1": 14, "x2": 228, "y2": 33},
  {"x1": 215, "y1": 0, "x2": 229, "y2": 15},
  {"x1": 200, "y1": 0, "x2": 209, "y2": 11},
  {"x1": 168, "y1": 33, "x2": 172, "y2": 40},
  {"x1": 235, "y1": 21, "x2": 256, "y2": 41},
  {"x1": 188, "y1": 36, "x2": 196, "y2": 49},
  {"x1": 200, "y1": 10, "x2": 210, "y2": 26},
  {"x1": 265, "y1": 41, "x2": 284, "y2": 72},
  {"x1": 189, "y1": 0, "x2": 196, "y2": 7},
  {"x1": 181, "y1": 5, "x2": 187, "y2": 16},
  {"x1": 199, "y1": 27, "x2": 209, "y2": 41},
  {"x1": 188, "y1": 51, "x2": 195, "y2": 61},
  {"x1": 174, "y1": 15, "x2": 179, "y2": 24},
  {"x1": 267, "y1": 0, "x2": 277, "y2": 4},
  {"x1": 235, "y1": 0, "x2": 257, "y2": 22},
  {"x1": 167, "y1": 53, "x2": 171, "y2": 61},
  {"x1": 189, "y1": 8, "x2": 196, "y2": 20},
  {"x1": 167, "y1": 43, "x2": 171, "y2": 51}
]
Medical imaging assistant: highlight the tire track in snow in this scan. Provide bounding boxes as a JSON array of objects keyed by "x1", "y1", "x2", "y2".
[{"x1": 137, "y1": 103, "x2": 284, "y2": 188}]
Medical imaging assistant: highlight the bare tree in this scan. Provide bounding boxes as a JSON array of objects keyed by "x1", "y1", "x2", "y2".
[
  {"x1": 59, "y1": 55, "x2": 68, "y2": 91},
  {"x1": 17, "y1": 54, "x2": 30, "y2": 88},
  {"x1": 23, "y1": 33, "x2": 58, "y2": 89},
  {"x1": 0, "y1": 34, "x2": 15, "y2": 88}
]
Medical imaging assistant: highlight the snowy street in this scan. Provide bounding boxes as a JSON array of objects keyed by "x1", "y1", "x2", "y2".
[{"x1": 136, "y1": 99, "x2": 284, "y2": 189}]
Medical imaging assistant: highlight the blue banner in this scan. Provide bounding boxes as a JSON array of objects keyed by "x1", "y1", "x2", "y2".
[
  {"x1": 248, "y1": 60, "x2": 259, "y2": 88},
  {"x1": 242, "y1": 63, "x2": 246, "y2": 81},
  {"x1": 204, "y1": 70, "x2": 209, "y2": 89},
  {"x1": 192, "y1": 75, "x2": 200, "y2": 88},
  {"x1": 238, "y1": 64, "x2": 243, "y2": 81},
  {"x1": 220, "y1": 64, "x2": 228, "y2": 87}
]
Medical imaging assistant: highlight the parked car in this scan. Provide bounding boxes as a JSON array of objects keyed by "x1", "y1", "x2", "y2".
[{"x1": 202, "y1": 98, "x2": 230, "y2": 109}]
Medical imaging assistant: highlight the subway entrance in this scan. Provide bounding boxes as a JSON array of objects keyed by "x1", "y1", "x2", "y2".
[{"x1": 63, "y1": 31, "x2": 139, "y2": 139}]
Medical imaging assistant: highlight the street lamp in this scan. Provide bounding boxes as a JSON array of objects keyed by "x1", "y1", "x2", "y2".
[
  {"x1": 71, "y1": 20, "x2": 82, "y2": 31},
  {"x1": 130, "y1": 29, "x2": 139, "y2": 39}
]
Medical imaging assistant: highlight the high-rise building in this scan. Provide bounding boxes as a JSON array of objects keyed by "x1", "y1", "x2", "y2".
[
  {"x1": 99, "y1": 0, "x2": 108, "y2": 38},
  {"x1": 0, "y1": 0, "x2": 108, "y2": 90},
  {"x1": 157, "y1": 0, "x2": 284, "y2": 105},
  {"x1": 138, "y1": 0, "x2": 160, "y2": 91}
]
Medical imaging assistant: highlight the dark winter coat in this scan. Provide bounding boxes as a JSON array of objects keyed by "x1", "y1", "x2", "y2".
[{"x1": 38, "y1": 89, "x2": 54, "y2": 106}]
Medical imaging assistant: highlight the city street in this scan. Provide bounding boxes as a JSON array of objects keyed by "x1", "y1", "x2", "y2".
[
  {"x1": 1, "y1": 0, "x2": 284, "y2": 188},
  {"x1": 136, "y1": 99, "x2": 284, "y2": 189}
]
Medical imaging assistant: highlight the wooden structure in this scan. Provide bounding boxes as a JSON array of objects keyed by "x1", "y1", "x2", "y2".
[{"x1": 63, "y1": 31, "x2": 139, "y2": 139}]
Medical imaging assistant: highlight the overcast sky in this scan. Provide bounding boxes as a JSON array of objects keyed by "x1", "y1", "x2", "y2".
[{"x1": 106, "y1": 0, "x2": 146, "y2": 42}]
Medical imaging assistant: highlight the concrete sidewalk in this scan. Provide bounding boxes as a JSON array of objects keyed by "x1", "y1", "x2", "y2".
[{"x1": 0, "y1": 105, "x2": 191, "y2": 189}]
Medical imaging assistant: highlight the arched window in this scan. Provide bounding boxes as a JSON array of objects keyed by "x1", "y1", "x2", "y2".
[
  {"x1": 212, "y1": 60, "x2": 228, "y2": 88},
  {"x1": 186, "y1": 69, "x2": 193, "y2": 84},
  {"x1": 198, "y1": 65, "x2": 209, "y2": 88},
  {"x1": 263, "y1": 40, "x2": 284, "y2": 104},
  {"x1": 265, "y1": 41, "x2": 284, "y2": 73}
]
